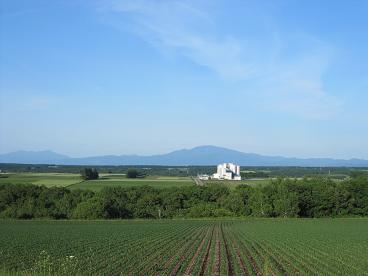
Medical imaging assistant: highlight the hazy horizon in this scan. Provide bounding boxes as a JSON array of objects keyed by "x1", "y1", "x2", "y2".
[
  {"x1": 1, "y1": 145, "x2": 368, "y2": 161},
  {"x1": 1, "y1": 1, "x2": 368, "y2": 159}
]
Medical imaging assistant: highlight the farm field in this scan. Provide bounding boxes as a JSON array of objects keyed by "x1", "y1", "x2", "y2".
[
  {"x1": 0, "y1": 219, "x2": 367, "y2": 275},
  {"x1": 0, "y1": 172, "x2": 347, "y2": 192},
  {"x1": 0, "y1": 173, "x2": 195, "y2": 190},
  {"x1": 0, "y1": 173, "x2": 82, "y2": 187},
  {"x1": 69, "y1": 175, "x2": 195, "y2": 191}
]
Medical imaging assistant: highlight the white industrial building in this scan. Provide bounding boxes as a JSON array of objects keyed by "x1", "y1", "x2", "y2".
[{"x1": 212, "y1": 163, "x2": 241, "y2": 181}]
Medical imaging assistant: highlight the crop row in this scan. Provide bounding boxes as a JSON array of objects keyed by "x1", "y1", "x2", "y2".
[{"x1": 0, "y1": 219, "x2": 367, "y2": 275}]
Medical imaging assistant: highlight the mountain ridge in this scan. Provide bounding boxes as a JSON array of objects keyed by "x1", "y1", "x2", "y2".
[{"x1": 0, "y1": 146, "x2": 367, "y2": 167}]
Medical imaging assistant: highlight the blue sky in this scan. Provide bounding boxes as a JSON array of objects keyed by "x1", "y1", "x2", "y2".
[{"x1": 1, "y1": 0, "x2": 368, "y2": 158}]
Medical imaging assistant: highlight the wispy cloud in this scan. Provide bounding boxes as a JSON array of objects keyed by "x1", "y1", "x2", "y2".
[
  {"x1": 261, "y1": 39, "x2": 341, "y2": 119},
  {"x1": 99, "y1": 0, "x2": 341, "y2": 119},
  {"x1": 102, "y1": 0, "x2": 256, "y2": 79}
]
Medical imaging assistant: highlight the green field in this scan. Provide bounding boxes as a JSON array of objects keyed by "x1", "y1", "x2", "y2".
[
  {"x1": 0, "y1": 173, "x2": 268, "y2": 190},
  {"x1": 0, "y1": 219, "x2": 367, "y2": 275},
  {"x1": 0, "y1": 173, "x2": 343, "y2": 192},
  {"x1": 0, "y1": 172, "x2": 271, "y2": 191},
  {"x1": 0, "y1": 172, "x2": 341, "y2": 193},
  {"x1": 0, "y1": 173, "x2": 195, "y2": 190},
  {"x1": 70, "y1": 176, "x2": 195, "y2": 191},
  {"x1": 0, "y1": 173, "x2": 82, "y2": 187}
]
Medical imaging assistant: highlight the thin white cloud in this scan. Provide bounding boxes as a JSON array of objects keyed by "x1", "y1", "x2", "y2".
[
  {"x1": 263, "y1": 35, "x2": 341, "y2": 119},
  {"x1": 104, "y1": 0, "x2": 253, "y2": 79},
  {"x1": 99, "y1": 0, "x2": 341, "y2": 119}
]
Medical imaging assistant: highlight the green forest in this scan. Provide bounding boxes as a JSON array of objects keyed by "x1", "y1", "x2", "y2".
[{"x1": 1, "y1": 175, "x2": 367, "y2": 219}]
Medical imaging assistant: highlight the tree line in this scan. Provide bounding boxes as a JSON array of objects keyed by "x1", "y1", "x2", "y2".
[
  {"x1": 2, "y1": 163, "x2": 365, "y2": 178},
  {"x1": 0, "y1": 176, "x2": 367, "y2": 219}
]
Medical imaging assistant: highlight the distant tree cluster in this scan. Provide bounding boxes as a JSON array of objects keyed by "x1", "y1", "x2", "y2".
[
  {"x1": 126, "y1": 169, "x2": 139, "y2": 178},
  {"x1": 0, "y1": 176, "x2": 367, "y2": 219},
  {"x1": 80, "y1": 168, "x2": 99, "y2": 180},
  {"x1": 126, "y1": 168, "x2": 146, "y2": 178},
  {"x1": 240, "y1": 171, "x2": 270, "y2": 179}
]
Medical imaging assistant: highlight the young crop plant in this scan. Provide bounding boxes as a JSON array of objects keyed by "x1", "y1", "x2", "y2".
[{"x1": 0, "y1": 219, "x2": 367, "y2": 275}]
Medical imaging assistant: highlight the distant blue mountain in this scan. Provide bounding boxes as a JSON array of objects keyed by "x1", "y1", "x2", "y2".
[
  {"x1": 1, "y1": 146, "x2": 368, "y2": 167},
  {"x1": 0, "y1": 150, "x2": 69, "y2": 164}
]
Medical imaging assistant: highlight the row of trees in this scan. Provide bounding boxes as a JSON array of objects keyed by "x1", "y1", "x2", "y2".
[
  {"x1": 79, "y1": 168, "x2": 144, "y2": 180},
  {"x1": 0, "y1": 176, "x2": 367, "y2": 219}
]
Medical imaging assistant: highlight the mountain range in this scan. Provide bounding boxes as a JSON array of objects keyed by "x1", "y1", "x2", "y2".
[{"x1": 0, "y1": 146, "x2": 368, "y2": 167}]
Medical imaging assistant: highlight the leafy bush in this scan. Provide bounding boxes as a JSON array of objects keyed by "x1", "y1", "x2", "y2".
[
  {"x1": 176, "y1": 203, "x2": 234, "y2": 218},
  {"x1": 72, "y1": 197, "x2": 105, "y2": 219}
]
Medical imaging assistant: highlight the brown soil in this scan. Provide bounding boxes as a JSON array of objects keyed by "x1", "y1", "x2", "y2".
[
  {"x1": 199, "y1": 226, "x2": 215, "y2": 276},
  {"x1": 221, "y1": 225, "x2": 234, "y2": 276},
  {"x1": 183, "y1": 228, "x2": 211, "y2": 275},
  {"x1": 212, "y1": 226, "x2": 221, "y2": 276},
  {"x1": 168, "y1": 229, "x2": 206, "y2": 276}
]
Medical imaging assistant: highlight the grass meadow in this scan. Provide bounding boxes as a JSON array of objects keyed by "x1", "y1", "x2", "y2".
[
  {"x1": 70, "y1": 175, "x2": 195, "y2": 191},
  {"x1": 0, "y1": 172, "x2": 299, "y2": 192},
  {"x1": 0, "y1": 173, "x2": 82, "y2": 187},
  {"x1": 0, "y1": 173, "x2": 196, "y2": 191}
]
